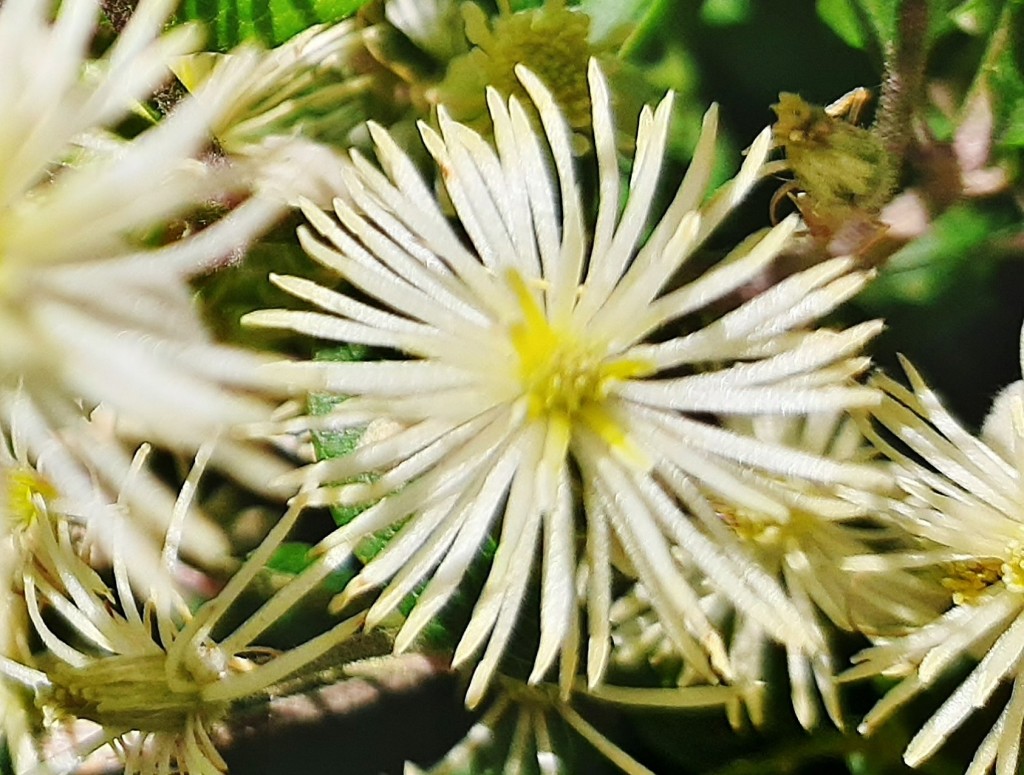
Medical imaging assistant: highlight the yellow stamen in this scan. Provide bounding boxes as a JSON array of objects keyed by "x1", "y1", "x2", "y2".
[
  {"x1": 506, "y1": 271, "x2": 653, "y2": 462},
  {"x1": 4, "y1": 467, "x2": 57, "y2": 529},
  {"x1": 943, "y1": 559, "x2": 1003, "y2": 606},
  {"x1": 1003, "y1": 540, "x2": 1024, "y2": 593}
]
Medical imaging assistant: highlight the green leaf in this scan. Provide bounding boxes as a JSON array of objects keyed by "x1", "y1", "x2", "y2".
[
  {"x1": 815, "y1": 0, "x2": 899, "y2": 50},
  {"x1": 305, "y1": 345, "x2": 380, "y2": 530},
  {"x1": 817, "y1": 0, "x2": 969, "y2": 52},
  {"x1": 859, "y1": 205, "x2": 1000, "y2": 305},
  {"x1": 816, "y1": 0, "x2": 869, "y2": 48},
  {"x1": 975, "y1": 0, "x2": 1024, "y2": 148},
  {"x1": 268, "y1": 541, "x2": 354, "y2": 593},
  {"x1": 859, "y1": 0, "x2": 899, "y2": 45},
  {"x1": 949, "y1": 0, "x2": 1002, "y2": 34},
  {"x1": 175, "y1": 0, "x2": 372, "y2": 51},
  {"x1": 267, "y1": 540, "x2": 314, "y2": 573},
  {"x1": 1004, "y1": 97, "x2": 1024, "y2": 146},
  {"x1": 699, "y1": 0, "x2": 752, "y2": 26},
  {"x1": 579, "y1": 0, "x2": 657, "y2": 44}
]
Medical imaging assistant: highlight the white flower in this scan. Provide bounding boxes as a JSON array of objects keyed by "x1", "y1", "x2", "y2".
[
  {"x1": 248, "y1": 60, "x2": 887, "y2": 707},
  {"x1": 0, "y1": 0, "x2": 290, "y2": 495},
  {"x1": 0, "y1": 450, "x2": 365, "y2": 775},
  {"x1": 602, "y1": 414, "x2": 941, "y2": 731},
  {"x1": 173, "y1": 21, "x2": 371, "y2": 205},
  {"x1": 0, "y1": 395, "x2": 228, "y2": 772},
  {"x1": 845, "y1": 344, "x2": 1024, "y2": 774}
]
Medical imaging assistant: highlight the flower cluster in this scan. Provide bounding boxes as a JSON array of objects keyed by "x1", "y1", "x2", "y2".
[
  {"x1": 0, "y1": 1, "x2": 1020, "y2": 774},
  {"x1": 0, "y1": 442, "x2": 364, "y2": 774}
]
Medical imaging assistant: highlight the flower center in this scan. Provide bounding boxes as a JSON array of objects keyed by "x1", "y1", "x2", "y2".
[
  {"x1": 507, "y1": 272, "x2": 652, "y2": 443},
  {"x1": 1003, "y1": 540, "x2": 1024, "y2": 593},
  {"x1": 47, "y1": 653, "x2": 229, "y2": 734},
  {"x1": 721, "y1": 505, "x2": 783, "y2": 546},
  {"x1": 943, "y1": 559, "x2": 1003, "y2": 605},
  {"x1": 3, "y1": 467, "x2": 57, "y2": 530}
]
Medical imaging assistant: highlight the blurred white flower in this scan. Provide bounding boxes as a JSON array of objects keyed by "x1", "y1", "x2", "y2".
[
  {"x1": 845, "y1": 345, "x2": 1024, "y2": 774},
  {"x1": 174, "y1": 21, "x2": 372, "y2": 204},
  {"x1": 249, "y1": 59, "x2": 886, "y2": 707},
  {"x1": 0, "y1": 0, "x2": 290, "y2": 495},
  {"x1": 0, "y1": 448, "x2": 365, "y2": 775}
]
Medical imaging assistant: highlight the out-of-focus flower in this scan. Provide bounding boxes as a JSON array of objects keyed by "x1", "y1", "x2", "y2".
[
  {"x1": 0, "y1": 450, "x2": 365, "y2": 775},
  {"x1": 248, "y1": 59, "x2": 886, "y2": 707},
  {"x1": 0, "y1": 423, "x2": 40, "y2": 773},
  {"x1": 174, "y1": 21, "x2": 372, "y2": 205},
  {"x1": 0, "y1": 395, "x2": 227, "y2": 771},
  {"x1": 362, "y1": 0, "x2": 650, "y2": 157},
  {"x1": 844, "y1": 340, "x2": 1024, "y2": 773},
  {"x1": 605, "y1": 413, "x2": 943, "y2": 731},
  {"x1": 0, "y1": 0, "x2": 291, "y2": 495},
  {"x1": 431, "y1": 0, "x2": 596, "y2": 142}
]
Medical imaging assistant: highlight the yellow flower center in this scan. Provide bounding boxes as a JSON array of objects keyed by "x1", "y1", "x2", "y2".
[
  {"x1": 507, "y1": 272, "x2": 652, "y2": 456},
  {"x1": 3, "y1": 467, "x2": 57, "y2": 530},
  {"x1": 943, "y1": 559, "x2": 1003, "y2": 606},
  {"x1": 722, "y1": 507, "x2": 782, "y2": 546},
  {"x1": 1003, "y1": 540, "x2": 1024, "y2": 593}
]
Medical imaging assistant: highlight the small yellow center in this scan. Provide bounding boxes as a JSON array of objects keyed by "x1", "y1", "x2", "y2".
[
  {"x1": 507, "y1": 272, "x2": 653, "y2": 453},
  {"x1": 1003, "y1": 541, "x2": 1024, "y2": 593},
  {"x1": 718, "y1": 502, "x2": 787, "y2": 567},
  {"x1": 4, "y1": 467, "x2": 57, "y2": 530},
  {"x1": 943, "y1": 559, "x2": 1003, "y2": 606}
]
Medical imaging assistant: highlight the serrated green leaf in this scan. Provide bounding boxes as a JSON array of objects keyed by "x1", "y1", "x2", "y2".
[{"x1": 175, "y1": 0, "x2": 372, "y2": 51}]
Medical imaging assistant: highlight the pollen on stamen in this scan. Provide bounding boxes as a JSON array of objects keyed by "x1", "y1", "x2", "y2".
[
  {"x1": 942, "y1": 559, "x2": 1003, "y2": 605},
  {"x1": 505, "y1": 271, "x2": 653, "y2": 455},
  {"x1": 1002, "y1": 540, "x2": 1024, "y2": 593},
  {"x1": 3, "y1": 468, "x2": 57, "y2": 530}
]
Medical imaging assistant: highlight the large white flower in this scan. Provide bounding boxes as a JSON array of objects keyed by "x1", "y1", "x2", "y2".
[
  {"x1": 0, "y1": 0, "x2": 288, "y2": 494},
  {"x1": 845, "y1": 341, "x2": 1024, "y2": 775},
  {"x1": 248, "y1": 60, "x2": 888, "y2": 706}
]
